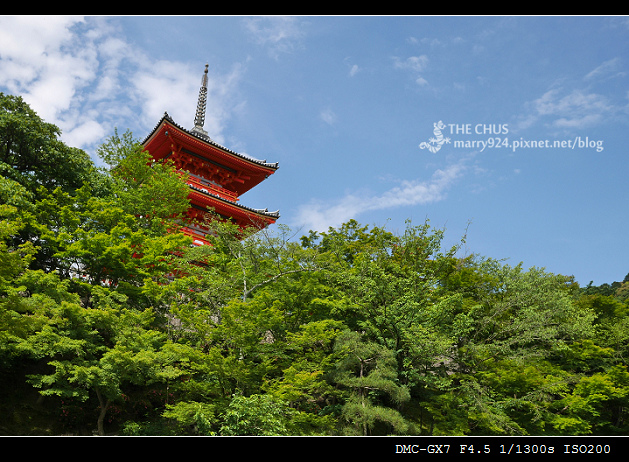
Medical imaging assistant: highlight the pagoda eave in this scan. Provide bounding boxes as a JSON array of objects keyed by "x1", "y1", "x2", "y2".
[
  {"x1": 142, "y1": 114, "x2": 278, "y2": 196},
  {"x1": 188, "y1": 187, "x2": 279, "y2": 230}
]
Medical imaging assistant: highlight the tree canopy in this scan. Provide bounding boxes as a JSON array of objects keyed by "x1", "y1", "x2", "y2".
[{"x1": 1, "y1": 93, "x2": 628, "y2": 436}]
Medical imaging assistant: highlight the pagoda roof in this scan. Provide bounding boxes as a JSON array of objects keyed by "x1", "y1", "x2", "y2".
[
  {"x1": 188, "y1": 181, "x2": 280, "y2": 220},
  {"x1": 142, "y1": 113, "x2": 278, "y2": 196},
  {"x1": 142, "y1": 112, "x2": 279, "y2": 170}
]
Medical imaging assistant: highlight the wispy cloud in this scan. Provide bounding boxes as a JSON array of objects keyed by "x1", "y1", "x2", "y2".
[
  {"x1": 533, "y1": 88, "x2": 612, "y2": 130},
  {"x1": 242, "y1": 16, "x2": 305, "y2": 60},
  {"x1": 393, "y1": 55, "x2": 430, "y2": 86},
  {"x1": 319, "y1": 107, "x2": 337, "y2": 125},
  {"x1": 584, "y1": 57, "x2": 625, "y2": 82},
  {"x1": 293, "y1": 158, "x2": 467, "y2": 232},
  {"x1": 515, "y1": 58, "x2": 626, "y2": 133}
]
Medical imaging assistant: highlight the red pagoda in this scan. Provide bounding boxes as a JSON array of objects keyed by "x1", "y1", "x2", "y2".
[{"x1": 142, "y1": 64, "x2": 279, "y2": 246}]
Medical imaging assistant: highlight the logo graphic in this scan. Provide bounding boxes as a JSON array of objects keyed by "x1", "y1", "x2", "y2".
[{"x1": 419, "y1": 120, "x2": 451, "y2": 153}]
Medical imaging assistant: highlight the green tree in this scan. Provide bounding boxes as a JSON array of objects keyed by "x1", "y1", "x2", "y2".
[
  {"x1": 219, "y1": 394, "x2": 291, "y2": 435},
  {"x1": 22, "y1": 293, "x2": 190, "y2": 435},
  {"x1": 0, "y1": 93, "x2": 101, "y2": 198},
  {"x1": 0, "y1": 120, "x2": 197, "y2": 434},
  {"x1": 0, "y1": 203, "x2": 41, "y2": 368},
  {"x1": 97, "y1": 129, "x2": 191, "y2": 232},
  {"x1": 551, "y1": 365, "x2": 629, "y2": 435},
  {"x1": 31, "y1": 184, "x2": 190, "y2": 303},
  {"x1": 262, "y1": 318, "x2": 345, "y2": 435},
  {"x1": 303, "y1": 220, "x2": 466, "y2": 434},
  {"x1": 330, "y1": 330, "x2": 411, "y2": 435}
]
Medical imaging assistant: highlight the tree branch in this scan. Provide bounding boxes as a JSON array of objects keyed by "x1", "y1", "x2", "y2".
[{"x1": 243, "y1": 267, "x2": 318, "y2": 301}]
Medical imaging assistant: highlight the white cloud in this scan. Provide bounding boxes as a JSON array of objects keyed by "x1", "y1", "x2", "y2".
[
  {"x1": 343, "y1": 56, "x2": 361, "y2": 77},
  {"x1": 0, "y1": 16, "x2": 96, "y2": 122},
  {"x1": 584, "y1": 57, "x2": 625, "y2": 82},
  {"x1": 63, "y1": 119, "x2": 107, "y2": 148},
  {"x1": 0, "y1": 16, "x2": 245, "y2": 161},
  {"x1": 131, "y1": 60, "x2": 199, "y2": 128},
  {"x1": 515, "y1": 58, "x2": 626, "y2": 133},
  {"x1": 293, "y1": 159, "x2": 467, "y2": 232},
  {"x1": 320, "y1": 107, "x2": 337, "y2": 125},
  {"x1": 0, "y1": 16, "x2": 115, "y2": 154},
  {"x1": 415, "y1": 76, "x2": 429, "y2": 86},
  {"x1": 532, "y1": 88, "x2": 612, "y2": 130},
  {"x1": 393, "y1": 55, "x2": 429, "y2": 86},
  {"x1": 393, "y1": 55, "x2": 429, "y2": 73},
  {"x1": 0, "y1": 16, "x2": 82, "y2": 63}
]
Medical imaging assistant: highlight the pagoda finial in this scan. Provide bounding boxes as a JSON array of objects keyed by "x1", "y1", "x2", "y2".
[{"x1": 192, "y1": 63, "x2": 209, "y2": 138}]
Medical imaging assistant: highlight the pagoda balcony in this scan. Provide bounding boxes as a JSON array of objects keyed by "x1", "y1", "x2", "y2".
[
  {"x1": 181, "y1": 226, "x2": 212, "y2": 247},
  {"x1": 185, "y1": 175, "x2": 239, "y2": 202}
]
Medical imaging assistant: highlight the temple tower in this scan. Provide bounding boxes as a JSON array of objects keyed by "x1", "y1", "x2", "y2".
[{"x1": 142, "y1": 64, "x2": 279, "y2": 245}]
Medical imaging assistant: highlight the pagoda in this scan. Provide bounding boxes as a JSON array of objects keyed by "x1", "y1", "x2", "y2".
[{"x1": 142, "y1": 64, "x2": 279, "y2": 246}]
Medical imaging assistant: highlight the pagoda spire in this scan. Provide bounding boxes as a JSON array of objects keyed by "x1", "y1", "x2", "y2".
[{"x1": 191, "y1": 63, "x2": 209, "y2": 138}]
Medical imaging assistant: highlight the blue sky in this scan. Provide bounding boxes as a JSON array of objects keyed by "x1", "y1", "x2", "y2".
[{"x1": 1, "y1": 15, "x2": 628, "y2": 286}]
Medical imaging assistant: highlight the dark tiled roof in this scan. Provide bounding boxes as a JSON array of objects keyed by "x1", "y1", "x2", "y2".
[
  {"x1": 142, "y1": 112, "x2": 279, "y2": 170},
  {"x1": 188, "y1": 181, "x2": 280, "y2": 219}
]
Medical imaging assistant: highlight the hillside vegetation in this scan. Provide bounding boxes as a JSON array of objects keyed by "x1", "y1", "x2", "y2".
[{"x1": 1, "y1": 93, "x2": 628, "y2": 436}]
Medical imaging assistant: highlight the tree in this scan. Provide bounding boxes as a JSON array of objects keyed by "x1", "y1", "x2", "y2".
[
  {"x1": 219, "y1": 394, "x2": 292, "y2": 435},
  {"x1": 428, "y1": 263, "x2": 598, "y2": 435},
  {"x1": 551, "y1": 364, "x2": 629, "y2": 435},
  {"x1": 0, "y1": 203, "x2": 40, "y2": 369},
  {"x1": 96, "y1": 129, "x2": 191, "y2": 232},
  {"x1": 22, "y1": 294, "x2": 191, "y2": 435},
  {"x1": 263, "y1": 319, "x2": 345, "y2": 435},
  {"x1": 0, "y1": 93, "x2": 101, "y2": 198},
  {"x1": 303, "y1": 219, "x2": 468, "y2": 434},
  {"x1": 0, "y1": 119, "x2": 197, "y2": 434},
  {"x1": 330, "y1": 331, "x2": 411, "y2": 435}
]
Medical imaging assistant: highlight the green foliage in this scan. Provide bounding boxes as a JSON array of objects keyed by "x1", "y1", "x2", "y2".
[
  {"x1": 219, "y1": 394, "x2": 291, "y2": 435},
  {"x1": 161, "y1": 401, "x2": 217, "y2": 435},
  {"x1": 0, "y1": 92, "x2": 102, "y2": 198},
  {"x1": 97, "y1": 129, "x2": 191, "y2": 230},
  {"x1": 1, "y1": 94, "x2": 628, "y2": 436},
  {"x1": 331, "y1": 330, "x2": 412, "y2": 435}
]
